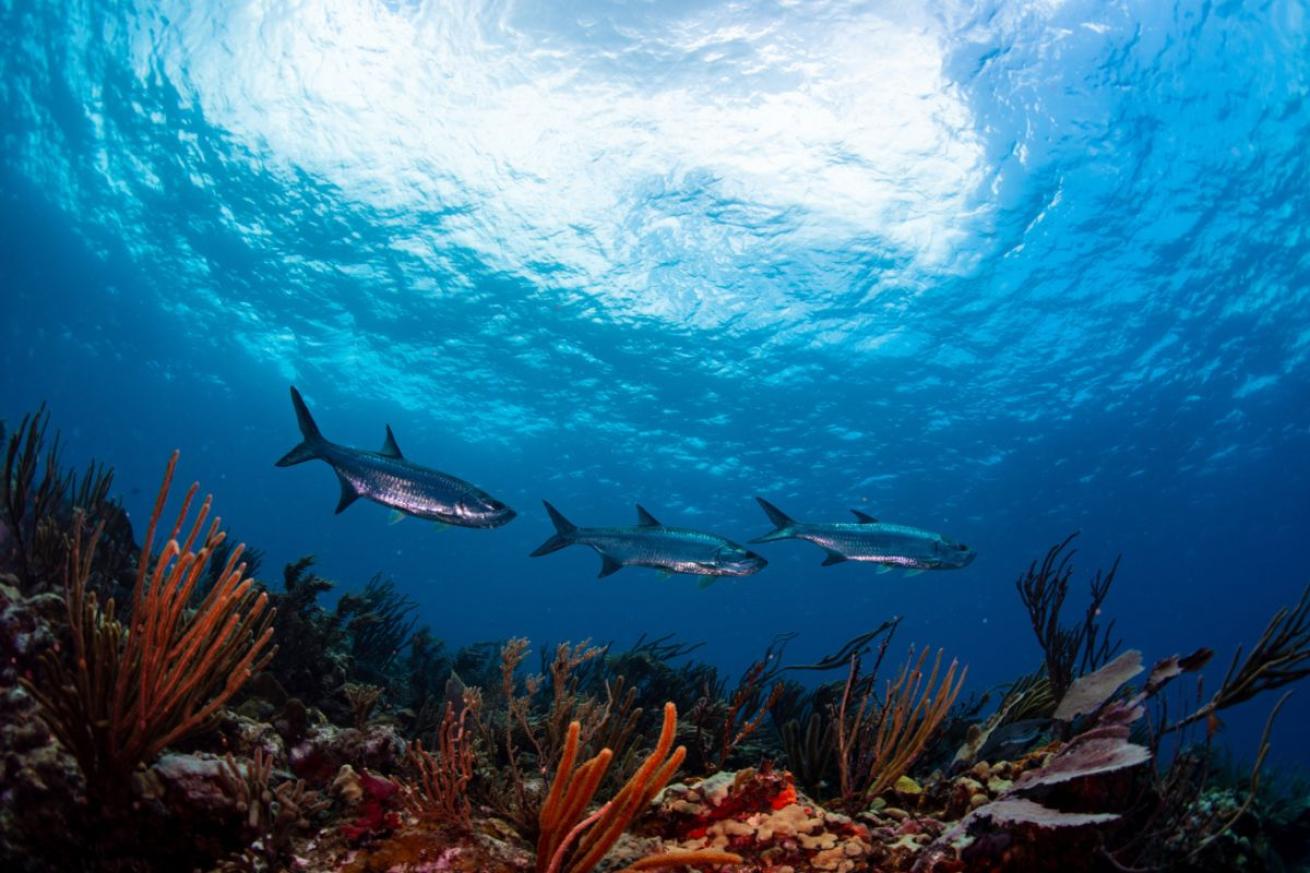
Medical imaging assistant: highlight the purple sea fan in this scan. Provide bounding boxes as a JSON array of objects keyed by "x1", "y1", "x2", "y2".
[
  {"x1": 1014, "y1": 733, "x2": 1151, "y2": 790},
  {"x1": 1053, "y1": 650, "x2": 1143, "y2": 721},
  {"x1": 975, "y1": 797, "x2": 1120, "y2": 829}
]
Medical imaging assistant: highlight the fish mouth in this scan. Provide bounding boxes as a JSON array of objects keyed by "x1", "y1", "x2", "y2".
[
  {"x1": 456, "y1": 503, "x2": 517, "y2": 528},
  {"x1": 724, "y1": 553, "x2": 768, "y2": 575},
  {"x1": 483, "y1": 506, "x2": 517, "y2": 527}
]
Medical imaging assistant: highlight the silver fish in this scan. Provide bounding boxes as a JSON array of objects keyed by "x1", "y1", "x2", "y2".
[
  {"x1": 275, "y1": 386, "x2": 515, "y2": 528},
  {"x1": 529, "y1": 501, "x2": 766, "y2": 583},
  {"x1": 750, "y1": 497, "x2": 974, "y2": 572}
]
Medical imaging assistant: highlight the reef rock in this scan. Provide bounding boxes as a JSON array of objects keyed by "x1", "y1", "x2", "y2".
[
  {"x1": 633, "y1": 766, "x2": 875, "y2": 872},
  {"x1": 290, "y1": 722, "x2": 407, "y2": 784},
  {"x1": 0, "y1": 579, "x2": 59, "y2": 683}
]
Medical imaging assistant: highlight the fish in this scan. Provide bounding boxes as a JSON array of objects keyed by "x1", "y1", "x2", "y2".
[
  {"x1": 274, "y1": 386, "x2": 516, "y2": 528},
  {"x1": 976, "y1": 718, "x2": 1051, "y2": 762},
  {"x1": 529, "y1": 501, "x2": 767, "y2": 583},
  {"x1": 750, "y1": 497, "x2": 975, "y2": 572}
]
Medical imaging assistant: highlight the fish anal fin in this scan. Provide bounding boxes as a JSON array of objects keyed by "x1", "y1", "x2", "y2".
[
  {"x1": 697, "y1": 574, "x2": 718, "y2": 589},
  {"x1": 380, "y1": 425, "x2": 404, "y2": 459},
  {"x1": 821, "y1": 551, "x2": 847, "y2": 567},
  {"x1": 635, "y1": 504, "x2": 661, "y2": 527},
  {"x1": 850, "y1": 509, "x2": 879, "y2": 524},
  {"x1": 335, "y1": 474, "x2": 361, "y2": 514},
  {"x1": 904, "y1": 568, "x2": 925, "y2": 577},
  {"x1": 598, "y1": 554, "x2": 623, "y2": 579},
  {"x1": 657, "y1": 569, "x2": 674, "y2": 580},
  {"x1": 875, "y1": 564, "x2": 893, "y2": 574}
]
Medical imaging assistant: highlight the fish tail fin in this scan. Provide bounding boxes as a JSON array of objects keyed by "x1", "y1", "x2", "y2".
[
  {"x1": 275, "y1": 386, "x2": 328, "y2": 467},
  {"x1": 750, "y1": 496, "x2": 797, "y2": 543},
  {"x1": 529, "y1": 500, "x2": 577, "y2": 557}
]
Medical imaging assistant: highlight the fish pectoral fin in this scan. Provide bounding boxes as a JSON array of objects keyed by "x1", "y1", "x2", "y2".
[
  {"x1": 697, "y1": 574, "x2": 718, "y2": 589},
  {"x1": 597, "y1": 554, "x2": 623, "y2": 579},
  {"x1": 875, "y1": 564, "x2": 893, "y2": 574},
  {"x1": 387, "y1": 510, "x2": 407, "y2": 525},
  {"x1": 335, "y1": 474, "x2": 361, "y2": 514},
  {"x1": 821, "y1": 550, "x2": 847, "y2": 566},
  {"x1": 850, "y1": 509, "x2": 879, "y2": 524},
  {"x1": 380, "y1": 425, "x2": 404, "y2": 459},
  {"x1": 657, "y1": 569, "x2": 674, "y2": 580}
]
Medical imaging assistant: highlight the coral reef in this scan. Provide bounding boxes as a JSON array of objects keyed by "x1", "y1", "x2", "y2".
[{"x1": 2, "y1": 408, "x2": 1310, "y2": 873}]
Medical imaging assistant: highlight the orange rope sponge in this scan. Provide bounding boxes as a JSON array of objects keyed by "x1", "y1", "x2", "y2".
[
  {"x1": 617, "y1": 849, "x2": 745, "y2": 871},
  {"x1": 539, "y1": 701, "x2": 687, "y2": 873}
]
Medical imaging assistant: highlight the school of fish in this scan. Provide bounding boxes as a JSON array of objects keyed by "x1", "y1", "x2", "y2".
[{"x1": 276, "y1": 386, "x2": 976, "y2": 580}]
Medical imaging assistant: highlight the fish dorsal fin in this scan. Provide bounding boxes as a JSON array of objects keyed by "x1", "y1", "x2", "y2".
[
  {"x1": 380, "y1": 425, "x2": 404, "y2": 459},
  {"x1": 335, "y1": 473, "x2": 361, "y2": 514},
  {"x1": 821, "y1": 550, "x2": 847, "y2": 567},
  {"x1": 850, "y1": 509, "x2": 879, "y2": 524},
  {"x1": 598, "y1": 553, "x2": 623, "y2": 579},
  {"x1": 635, "y1": 504, "x2": 662, "y2": 527}
]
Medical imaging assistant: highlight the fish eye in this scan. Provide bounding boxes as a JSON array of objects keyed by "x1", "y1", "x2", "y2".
[{"x1": 957, "y1": 543, "x2": 969, "y2": 551}]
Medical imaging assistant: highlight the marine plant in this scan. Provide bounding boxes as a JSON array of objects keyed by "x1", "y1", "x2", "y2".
[
  {"x1": 686, "y1": 633, "x2": 791, "y2": 773},
  {"x1": 22, "y1": 451, "x2": 276, "y2": 804},
  {"x1": 1, "y1": 404, "x2": 130, "y2": 594},
  {"x1": 339, "y1": 572, "x2": 419, "y2": 687},
  {"x1": 217, "y1": 746, "x2": 328, "y2": 871},
  {"x1": 1016, "y1": 532, "x2": 1121, "y2": 702},
  {"x1": 264, "y1": 555, "x2": 345, "y2": 706},
  {"x1": 834, "y1": 644, "x2": 966, "y2": 808},
  {"x1": 1165, "y1": 583, "x2": 1310, "y2": 734},
  {"x1": 583, "y1": 633, "x2": 713, "y2": 719},
  {"x1": 344, "y1": 682, "x2": 385, "y2": 729},
  {"x1": 405, "y1": 688, "x2": 481, "y2": 830},
  {"x1": 401, "y1": 626, "x2": 450, "y2": 716},
  {"x1": 774, "y1": 620, "x2": 903, "y2": 792}
]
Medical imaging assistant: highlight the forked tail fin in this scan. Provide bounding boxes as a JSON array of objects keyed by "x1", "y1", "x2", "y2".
[
  {"x1": 275, "y1": 386, "x2": 328, "y2": 466},
  {"x1": 529, "y1": 500, "x2": 577, "y2": 556},
  {"x1": 750, "y1": 496, "x2": 798, "y2": 543}
]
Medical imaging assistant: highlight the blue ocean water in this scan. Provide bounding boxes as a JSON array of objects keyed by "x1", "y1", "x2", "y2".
[{"x1": 1, "y1": 0, "x2": 1307, "y2": 767}]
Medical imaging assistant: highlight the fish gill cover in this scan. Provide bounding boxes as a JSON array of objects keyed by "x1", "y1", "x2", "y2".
[{"x1": 1, "y1": 0, "x2": 1309, "y2": 871}]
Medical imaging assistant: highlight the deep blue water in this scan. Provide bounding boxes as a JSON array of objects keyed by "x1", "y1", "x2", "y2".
[{"x1": 2, "y1": 0, "x2": 1308, "y2": 765}]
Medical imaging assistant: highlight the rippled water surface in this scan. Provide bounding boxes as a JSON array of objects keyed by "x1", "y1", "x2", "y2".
[{"x1": 2, "y1": 0, "x2": 1308, "y2": 758}]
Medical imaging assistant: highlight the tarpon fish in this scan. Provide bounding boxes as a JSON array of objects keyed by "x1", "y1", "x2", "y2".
[
  {"x1": 530, "y1": 501, "x2": 766, "y2": 583},
  {"x1": 274, "y1": 386, "x2": 515, "y2": 528},
  {"x1": 750, "y1": 497, "x2": 974, "y2": 573}
]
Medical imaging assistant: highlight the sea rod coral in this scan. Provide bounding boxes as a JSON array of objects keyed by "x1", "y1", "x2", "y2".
[{"x1": 22, "y1": 451, "x2": 276, "y2": 803}]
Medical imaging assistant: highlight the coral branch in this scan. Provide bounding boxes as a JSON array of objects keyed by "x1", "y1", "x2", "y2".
[
  {"x1": 1168, "y1": 585, "x2": 1310, "y2": 733},
  {"x1": 834, "y1": 645, "x2": 966, "y2": 807},
  {"x1": 22, "y1": 451, "x2": 276, "y2": 802},
  {"x1": 406, "y1": 690, "x2": 481, "y2": 829},
  {"x1": 538, "y1": 701, "x2": 686, "y2": 873},
  {"x1": 1016, "y1": 533, "x2": 1120, "y2": 700}
]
